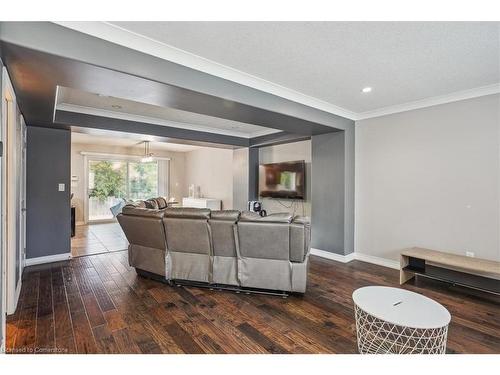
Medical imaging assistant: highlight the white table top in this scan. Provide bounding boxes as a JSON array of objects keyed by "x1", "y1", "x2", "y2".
[{"x1": 352, "y1": 286, "x2": 451, "y2": 329}]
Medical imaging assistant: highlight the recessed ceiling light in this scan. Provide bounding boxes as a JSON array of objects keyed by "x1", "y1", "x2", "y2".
[
  {"x1": 111, "y1": 104, "x2": 122, "y2": 109},
  {"x1": 362, "y1": 87, "x2": 372, "y2": 93}
]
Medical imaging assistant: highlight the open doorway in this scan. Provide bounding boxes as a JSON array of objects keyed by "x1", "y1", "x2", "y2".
[
  {"x1": 73, "y1": 154, "x2": 160, "y2": 257},
  {"x1": 70, "y1": 132, "x2": 188, "y2": 257}
]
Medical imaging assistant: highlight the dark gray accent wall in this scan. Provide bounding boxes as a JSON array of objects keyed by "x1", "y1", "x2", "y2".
[
  {"x1": 311, "y1": 132, "x2": 347, "y2": 255},
  {"x1": 26, "y1": 126, "x2": 71, "y2": 259},
  {"x1": 232, "y1": 149, "x2": 250, "y2": 211},
  {"x1": 343, "y1": 126, "x2": 355, "y2": 254},
  {"x1": 248, "y1": 148, "x2": 259, "y2": 201},
  {"x1": 232, "y1": 147, "x2": 260, "y2": 210}
]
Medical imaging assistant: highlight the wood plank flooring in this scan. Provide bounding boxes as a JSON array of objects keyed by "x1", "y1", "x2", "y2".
[{"x1": 6, "y1": 252, "x2": 500, "y2": 354}]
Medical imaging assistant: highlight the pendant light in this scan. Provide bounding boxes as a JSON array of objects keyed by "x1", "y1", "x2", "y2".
[{"x1": 141, "y1": 141, "x2": 154, "y2": 163}]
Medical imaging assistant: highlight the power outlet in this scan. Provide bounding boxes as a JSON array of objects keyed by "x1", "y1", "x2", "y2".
[{"x1": 466, "y1": 251, "x2": 475, "y2": 258}]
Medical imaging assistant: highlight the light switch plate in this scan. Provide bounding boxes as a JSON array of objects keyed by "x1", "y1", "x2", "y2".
[{"x1": 58, "y1": 183, "x2": 65, "y2": 192}]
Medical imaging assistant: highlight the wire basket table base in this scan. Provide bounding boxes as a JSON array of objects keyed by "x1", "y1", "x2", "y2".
[{"x1": 354, "y1": 304, "x2": 449, "y2": 354}]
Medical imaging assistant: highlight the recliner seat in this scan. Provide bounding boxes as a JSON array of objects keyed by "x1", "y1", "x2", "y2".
[
  {"x1": 163, "y1": 208, "x2": 212, "y2": 283},
  {"x1": 209, "y1": 210, "x2": 240, "y2": 286},
  {"x1": 117, "y1": 204, "x2": 167, "y2": 276}
]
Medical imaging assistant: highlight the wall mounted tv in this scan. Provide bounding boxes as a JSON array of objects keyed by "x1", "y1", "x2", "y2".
[{"x1": 259, "y1": 160, "x2": 305, "y2": 199}]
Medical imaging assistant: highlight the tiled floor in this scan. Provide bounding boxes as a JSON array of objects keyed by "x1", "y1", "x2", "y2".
[{"x1": 71, "y1": 222, "x2": 129, "y2": 257}]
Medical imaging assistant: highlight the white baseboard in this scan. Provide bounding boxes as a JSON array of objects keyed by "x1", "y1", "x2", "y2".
[
  {"x1": 311, "y1": 248, "x2": 356, "y2": 263},
  {"x1": 311, "y1": 248, "x2": 399, "y2": 270},
  {"x1": 354, "y1": 253, "x2": 400, "y2": 270},
  {"x1": 25, "y1": 253, "x2": 72, "y2": 266}
]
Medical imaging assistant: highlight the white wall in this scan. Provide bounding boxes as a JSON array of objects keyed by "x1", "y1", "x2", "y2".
[
  {"x1": 184, "y1": 147, "x2": 234, "y2": 209},
  {"x1": 71, "y1": 142, "x2": 186, "y2": 222},
  {"x1": 259, "y1": 140, "x2": 311, "y2": 217},
  {"x1": 355, "y1": 94, "x2": 500, "y2": 262}
]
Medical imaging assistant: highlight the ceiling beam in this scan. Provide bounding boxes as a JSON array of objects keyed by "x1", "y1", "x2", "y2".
[
  {"x1": 0, "y1": 21, "x2": 355, "y2": 132},
  {"x1": 249, "y1": 131, "x2": 316, "y2": 148},
  {"x1": 53, "y1": 110, "x2": 249, "y2": 148}
]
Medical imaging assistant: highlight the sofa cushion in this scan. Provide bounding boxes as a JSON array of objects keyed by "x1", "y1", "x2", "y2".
[
  {"x1": 211, "y1": 210, "x2": 240, "y2": 221},
  {"x1": 126, "y1": 200, "x2": 146, "y2": 209},
  {"x1": 156, "y1": 197, "x2": 168, "y2": 209},
  {"x1": 209, "y1": 220, "x2": 237, "y2": 257},
  {"x1": 144, "y1": 199, "x2": 159, "y2": 209},
  {"x1": 164, "y1": 207, "x2": 211, "y2": 220},
  {"x1": 163, "y1": 218, "x2": 211, "y2": 254},
  {"x1": 121, "y1": 206, "x2": 165, "y2": 218},
  {"x1": 237, "y1": 222, "x2": 290, "y2": 260},
  {"x1": 292, "y1": 215, "x2": 310, "y2": 225},
  {"x1": 239, "y1": 211, "x2": 293, "y2": 223},
  {"x1": 117, "y1": 214, "x2": 166, "y2": 250}
]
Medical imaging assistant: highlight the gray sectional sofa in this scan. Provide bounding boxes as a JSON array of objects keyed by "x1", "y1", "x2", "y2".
[{"x1": 117, "y1": 202, "x2": 311, "y2": 293}]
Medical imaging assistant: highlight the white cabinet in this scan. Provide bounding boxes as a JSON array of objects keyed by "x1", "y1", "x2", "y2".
[{"x1": 182, "y1": 197, "x2": 221, "y2": 210}]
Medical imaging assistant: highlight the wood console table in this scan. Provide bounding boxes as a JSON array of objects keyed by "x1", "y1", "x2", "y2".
[{"x1": 400, "y1": 247, "x2": 500, "y2": 295}]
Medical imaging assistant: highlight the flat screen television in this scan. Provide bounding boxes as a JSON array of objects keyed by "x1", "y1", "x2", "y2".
[{"x1": 259, "y1": 160, "x2": 305, "y2": 199}]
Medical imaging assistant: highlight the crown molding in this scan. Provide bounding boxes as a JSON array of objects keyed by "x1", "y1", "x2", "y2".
[
  {"x1": 355, "y1": 83, "x2": 500, "y2": 121},
  {"x1": 52, "y1": 22, "x2": 499, "y2": 123},
  {"x1": 53, "y1": 21, "x2": 358, "y2": 120}
]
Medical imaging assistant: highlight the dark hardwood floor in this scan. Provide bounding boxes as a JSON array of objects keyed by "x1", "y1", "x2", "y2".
[{"x1": 6, "y1": 251, "x2": 500, "y2": 354}]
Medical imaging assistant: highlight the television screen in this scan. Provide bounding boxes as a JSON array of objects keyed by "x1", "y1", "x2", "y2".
[{"x1": 259, "y1": 160, "x2": 305, "y2": 199}]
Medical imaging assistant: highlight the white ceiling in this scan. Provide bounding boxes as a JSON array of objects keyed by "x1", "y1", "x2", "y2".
[
  {"x1": 57, "y1": 86, "x2": 279, "y2": 138},
  {"x1": 71, "y1": 132, "x2": 202, "y2": 152},
  {"x1": 106, "y1": 21, "x2": 500, "y2": 115}
]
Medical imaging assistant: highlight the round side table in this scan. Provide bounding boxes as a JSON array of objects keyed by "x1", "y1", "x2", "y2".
[{"x1": 352, "y1": 286, "x2": 451, "y2": 354}]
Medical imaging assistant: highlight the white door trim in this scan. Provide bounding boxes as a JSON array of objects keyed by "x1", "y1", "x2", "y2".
[{"x1": 1, "y1": 67, "x2": 23, "y2": 316}]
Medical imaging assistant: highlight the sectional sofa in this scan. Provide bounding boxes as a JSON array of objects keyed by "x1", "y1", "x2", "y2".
[{"x1": 116, "y1": 201, "x2": 311, "y2": 293}]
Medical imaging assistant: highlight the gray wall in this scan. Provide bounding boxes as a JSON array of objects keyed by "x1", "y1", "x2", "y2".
[
  {"x1": 311, "y1": 132, "x2": 347, "y2": 254},
  {"x1": 26, "y1": 126, "x2": 71, "y2": 259},
  {"x1": 355, "y1": 94, "x2": 500, "y2": 262}
]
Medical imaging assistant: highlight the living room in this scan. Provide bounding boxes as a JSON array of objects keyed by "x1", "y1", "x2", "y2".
[
  {"x1": 69, "y1": 130, "x2": 311, "y2": 257},
  {"x1": 0, "y1": 3, "x2": 499, "y2": 374}
]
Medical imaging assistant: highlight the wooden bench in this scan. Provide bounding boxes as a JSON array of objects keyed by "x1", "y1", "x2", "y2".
[{"x1": 400, "y1": 247, "x2": 500, "y2": 295}]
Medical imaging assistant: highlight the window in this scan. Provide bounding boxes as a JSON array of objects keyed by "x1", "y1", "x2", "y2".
[
  {"x1": 87, "y1": 158, "x2": 160, "y2": 221},
  {"x1": 128, "y1": 161, "x2": 158, "y2": 200}
]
